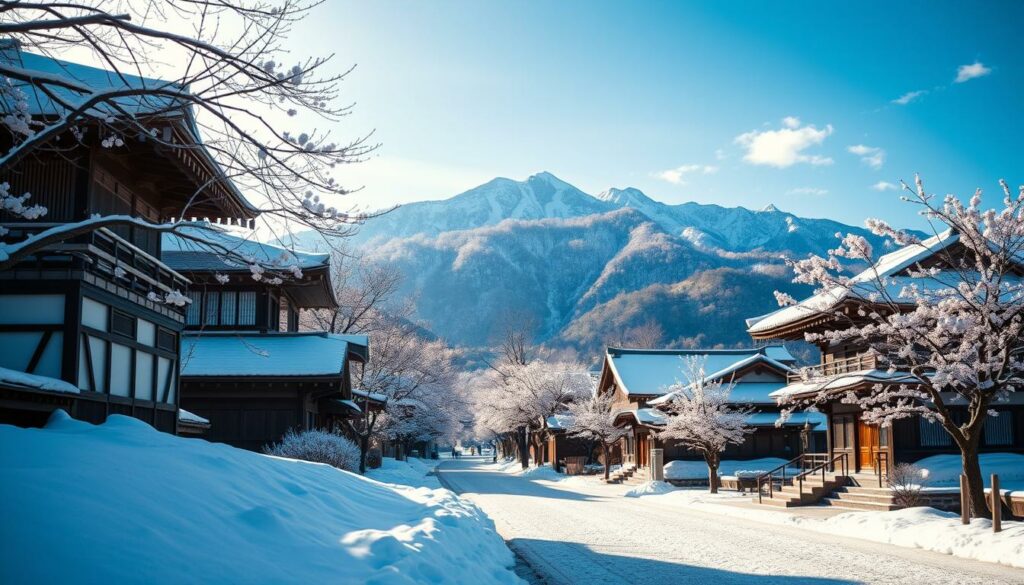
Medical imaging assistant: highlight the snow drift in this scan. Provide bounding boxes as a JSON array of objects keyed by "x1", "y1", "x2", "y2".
[{"x1": 0, "y1": 412, "x2": 520, "y2": 584}]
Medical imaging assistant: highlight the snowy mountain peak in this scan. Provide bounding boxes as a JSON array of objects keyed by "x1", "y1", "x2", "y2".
[
  {"x1": 527, "y1": 171, "x2": 573, "y2": 188},
  {"x1": 596, "y1": 187, "x2": 657, "y2": 208},
  {"x1": 759, "y1": 203, "x2": 781, "y2": 213}
]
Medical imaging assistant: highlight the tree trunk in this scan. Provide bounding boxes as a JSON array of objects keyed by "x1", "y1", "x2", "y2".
[
  {"x1": 960, "y1": 446, "x2": 989, "y2": 519},
  {"x1": 602, "y1": 444, "x2": 611, "y2": 480},
  {"x1": 518, "y1": 427, "x2": 529, "y2": 469},
  {"x1": 706, "y1": 454, "x2": 720, "y2": 494},
  {"x1": 531, "y1": 433, "x2": 545, "y2": 467},
  {"x1": 358, "y1": 434, "x2": 369, "y2": 474}
]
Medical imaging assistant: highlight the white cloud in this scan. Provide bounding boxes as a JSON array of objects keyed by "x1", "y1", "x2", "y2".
[
  {"x1": 714, "y1": 148, "x2": 728, "y2": 161},
  {"x1": 872, "y1": 181, "x2": 899, "y2": 192},
  {"x1": 734, "y1": 118, "x2": 834, "y2": 168},
  {"x1": 782, "y1": 116, "x2": 801, "y2": 129},
  {"x1": 655, "y1": 164, "x2": 719, "y2": 185},
  {"x1": 955, "y1": 61, "x2": 992, "y2": 83},
  {"x1": 787, "y1": 187, "x2": 828, "y2": 196},
  {"x1": 847, "y1": 144, "x2": 885, "y2": 169},
  {"x1": 892, "y1": 90, "x2": 927, "y2": 105}
]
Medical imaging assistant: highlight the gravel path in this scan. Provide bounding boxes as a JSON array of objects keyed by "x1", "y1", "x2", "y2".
[{"x1": 437, "y1": 459, "x2": 1024, "y2": 585}]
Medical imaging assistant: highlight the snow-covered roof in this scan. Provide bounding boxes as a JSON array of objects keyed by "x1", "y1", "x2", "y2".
[
  {"x1": 546, "y1": 414, "x2": 574, "y2": 430},
  {"x1": 162, "y1": 226, "x2": 330, "y2": 272},
  {"x1": 606, "y1": 346, "x2": 793, "y2": 399},
  {"x1": 747, "y1": 411, "x2": 826, "y2": 428},
  {"x1": 338, "y1": 399, "x2": 362, "y2": 414},
  {"x1": 178, "y1": 409, "x2": 210, "y2": 425},
  {"x1": 353, "y1": 388, "x2": 387, "y2": 403},
  {"x1": 613, "y1": 407, "x2": 668, "y2": 426},
  {"x1": 0, "y1": 366, "x2": 79, "y2": 395},
  {"x1": 3, "y1": 46, "x2": 259, "y2": 216},
  {"x1": 181, "y1": 332, "x2": 365, "y2": 377},
  {"x1": 770, "y1": 369, "x2": 922, "y2": 401},
  {"x1": 747, "y1": 230, "x2": 959, "y2": 336},
  {"x1": 9, "y1": 48, "x2": 186, "y2": 119}
]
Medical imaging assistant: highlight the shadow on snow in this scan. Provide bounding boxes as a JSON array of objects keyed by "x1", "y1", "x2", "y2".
[{"x1": 508, "y1": 537, "x2": 863, "y2": 585}]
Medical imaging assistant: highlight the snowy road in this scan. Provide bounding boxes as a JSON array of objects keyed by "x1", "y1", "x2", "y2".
[{"x1": 436, "y1": 459, "x2": 1024, "y2": 585}]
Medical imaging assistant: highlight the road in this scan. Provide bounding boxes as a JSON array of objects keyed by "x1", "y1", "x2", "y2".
[{"x1": 436, "y1": 458, "x2": 1024, "y2": 585}]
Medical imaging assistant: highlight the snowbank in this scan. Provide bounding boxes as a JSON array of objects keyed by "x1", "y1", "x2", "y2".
[
  {"x1": 634, "y1": 487, "x2": 1024, "y2": 569},
  {"x1": 664, "y1": 457, "x2": 799, "y2": 480},
  {"x1": 624, "y1": 480, "x2": 676, "y2": 497},
  {"x1": 914, "y1": 453, "x2": 1024, "y2": 486},
  {"x1": 367, "y1": 457, "x2": 440, "y2": 489},
  {"x1": 0, "y1": 413, "x2": 521, "y2": 584},
  {"x1": 807, "y1": 507, "x2": 1024, "y2": 568}
]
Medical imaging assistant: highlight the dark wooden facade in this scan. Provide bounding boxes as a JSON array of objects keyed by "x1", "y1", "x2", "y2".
[
  {"x1": 749, "y1": 255, "x2": 1024, "y2": 473},
  {"x1": 170, "y1": 233, "x2": 367, "y2": 452},
  {"x1": 596, "y1": 347, "x2": 827, "y2": 471},
  {"x1": 0, "y1": 143, "x2": 247, "y2": 432}
]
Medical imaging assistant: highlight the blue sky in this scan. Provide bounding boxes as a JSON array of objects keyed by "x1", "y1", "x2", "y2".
[{"x1": 306, "y1": 1, "x2": 1021, "y2": 228}]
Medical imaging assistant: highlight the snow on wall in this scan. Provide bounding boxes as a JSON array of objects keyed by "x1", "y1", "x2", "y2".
[{"x1": 0, "y1": 412, "x2": 521, "y2": 584}]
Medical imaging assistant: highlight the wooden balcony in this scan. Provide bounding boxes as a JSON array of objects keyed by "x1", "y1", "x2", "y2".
[
  {"x1": 787, "y1": 353, "x2": 877, "y2": 383},
  {"x1": 2, "y1": 222, "x2": 191, "y2": 306}
]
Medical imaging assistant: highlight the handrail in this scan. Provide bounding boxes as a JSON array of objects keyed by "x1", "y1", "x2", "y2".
[
  {"x1": 794, "y1": 453, "x2": 849, "y2": 500},
  {"x1": 875, "y1": 451, "x2": 889, "y2": 488},
  {"x1": 756, "y1": 454, "x2": 805, "y2": 503},
  {"x1": 757, "y1": 452, "x2": 847, "y2": 503},
  {"x1": 788, "y1": 353, "x2": 877, "y2": 383}
]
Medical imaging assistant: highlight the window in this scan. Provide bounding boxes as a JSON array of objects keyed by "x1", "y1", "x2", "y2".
[
  {"x1": 919, "y1": 417, "x2": 952, "y2": 447},
  {"x1": 985, "y1": 411, "x2": 1014, "y2": 446},
  {"x1": 239, "y1": 291, "x2": 256, "y2": 325},
  {"x1": 110, "y1": 309, "x2": 136, "y2": 339},
  {"x1": 220, "y1": 291, "x2": 237, "y2": 326},
  {"x1": 186, "y1": 292, "x2": 201, "y2": 325},
  {"x1": 157, "y1": 327, "x2": 176, "y2": 352},
  {"x1": 832, "y1": 415, "x2": 855, "y2": 449},
  {"x1": 203, "y1": 292, "x2": 220, "y2": 326}
]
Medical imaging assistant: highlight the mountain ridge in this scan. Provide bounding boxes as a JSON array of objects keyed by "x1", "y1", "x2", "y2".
[{"x1": 287, "y1": 171, "x2": 906, "y2": 356}]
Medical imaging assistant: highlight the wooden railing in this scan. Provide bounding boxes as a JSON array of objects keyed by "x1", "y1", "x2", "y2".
[
  {"x1": 787, "y1": 353, "x2": 877, "y2": 383},
  {"x1": 756, "y1": 452, "x2": 846, "y2": 503},
  {"x1": 793, "y1": 453, "x2": 849, "y2": 499},
  {"x1": 2, "y1": 222, "x2": 191, "y2": 299},
  {"x1": 875, "y1": 451, "x2": 889, "y2": 488}
]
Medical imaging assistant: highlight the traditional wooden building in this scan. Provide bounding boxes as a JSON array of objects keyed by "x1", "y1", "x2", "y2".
[
  {"x1": 163, "y1": 228, "x2": 369, "y2": 451},
  {"x1": 747, "y1": 231, "x2": 1024, "y2": 476},
  {"x1": 0, "y1": 48, "x2": 255, "y2": 432},
  {"x1": 596, "y1": 346, "x2": 826, "y2": 472}
]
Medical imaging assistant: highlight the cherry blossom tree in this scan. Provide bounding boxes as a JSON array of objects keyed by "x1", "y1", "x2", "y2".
[
  {"x1": 565, "y1": 391, "x2": 628, "y2": 480},
  {"x1": 657, "y1": 356, "x2": 753, "y2": 493},
  {"x1": 775, "y1": 176, "x2": 1024, "y2": 516},
  {"x1": 0, "y1": 1, "x2": 376, "y2": 271},
  {"x1": 472, "y1": 360, "x2": 593, "y2": 469}
]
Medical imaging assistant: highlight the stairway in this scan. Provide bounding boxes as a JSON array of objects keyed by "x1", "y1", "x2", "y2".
[
  {"x1": 819, "y1": 474, "x2": 901, "y2": 511},
  {"x1": 605, "y1": 464, "x2": 639, "y2": 484},
  {"x1": 756, "y1": 474, "x2": 850, "y2": 508}
]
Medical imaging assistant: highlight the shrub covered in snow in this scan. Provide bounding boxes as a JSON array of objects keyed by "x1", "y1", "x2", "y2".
[
  {"x1": 263, "y1": 429, "x2": 361, "y2": 472},
  {"x1": 887, "y1": 463, "x2": 927, "y2": 507}
]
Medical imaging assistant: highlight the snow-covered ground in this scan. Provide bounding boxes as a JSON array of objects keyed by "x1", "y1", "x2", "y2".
[
  {"x1": 0, "y1": 413, "x2": 521, "y2": 584},
  {"x1": 438, "y1": 459, "x2": 1024, "y2": 584},
  {"x1": 367, "y1": 456, "x2": 442, "y2": 488},
  {"x1": 628, "y1": 481, "x2": 1024, "y2": 569}
]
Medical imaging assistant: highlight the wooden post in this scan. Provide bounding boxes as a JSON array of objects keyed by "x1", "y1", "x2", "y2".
[
  {"x1": 992, "y1": 474, "x2": 1001, "y2": 534},
  {"x1": 960, "y1": 474, "x2": 970, "y2": 525}
]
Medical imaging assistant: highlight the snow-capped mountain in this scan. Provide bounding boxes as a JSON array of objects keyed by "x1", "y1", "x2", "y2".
[
  {"x1": 353, "y1": 172, "x2": 882, "y2": 258},
  {"x1": 294, "y1": 171, "x2": 903, "y2": 356}
]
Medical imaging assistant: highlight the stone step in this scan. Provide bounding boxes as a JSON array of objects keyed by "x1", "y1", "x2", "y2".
[
  {"x1": 820, "y1": 497, "x2": 900, "y2": 511},
  {"x1": 756, "y1": 496, "x2": 804, "y2": 507},
  {"x1": 827, "y1": 491, "x2": 900, "y2": 505}
]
